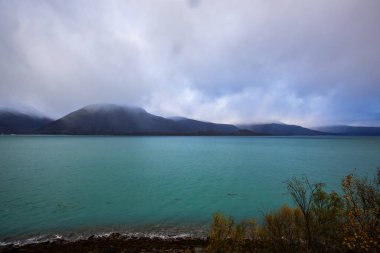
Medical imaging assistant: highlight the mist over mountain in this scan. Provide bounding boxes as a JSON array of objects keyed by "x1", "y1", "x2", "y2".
[
  {"x1": 38, "y1": 104, "x2": 178, "y2": 135},
  {"x1": 37, "y1": 104, "x2": 248, "y2": 135},
  {"x1": 0, "y1": 109, "x2": 52, "y2": 134},
  {"x1": 239, "y1": 123, "x2": 327, "y2": 136},
  {"x1": 2, "y1": 104, "x2": 380, "y2": 136}
]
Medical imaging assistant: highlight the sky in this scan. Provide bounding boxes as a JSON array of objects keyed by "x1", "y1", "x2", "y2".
[{"x1": 0, "y1": 0, "x2": 379, "y2": 127}]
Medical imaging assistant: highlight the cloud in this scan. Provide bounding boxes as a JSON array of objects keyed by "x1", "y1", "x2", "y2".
[{"x1": 0, "y1": 0, "x2": 379, "y2": 126}]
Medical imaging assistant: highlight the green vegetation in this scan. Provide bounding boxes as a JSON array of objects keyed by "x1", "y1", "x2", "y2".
[{"x1": 207, "y1": 168, "x2": 380, "y2": 253}]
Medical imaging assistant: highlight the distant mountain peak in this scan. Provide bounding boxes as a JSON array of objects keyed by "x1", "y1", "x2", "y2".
[
  {"x1": 169, "y1": 116, "x2": 189, "y2": 121},
  {"x1": 0, "y1": 107, "x2": 49, "y2": 119},
  {"x1": 36, "y1": 103, "x2": 256, "y2": 135},
  {"x1": 82, "y1": 103, "x2": 146, "y2": 113},
  {"x1": 246, "y1": 120, "x2": 286, "y2": 125}
]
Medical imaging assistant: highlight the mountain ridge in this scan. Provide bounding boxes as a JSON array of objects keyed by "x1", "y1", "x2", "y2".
[
  {"x1": 0, "y1": 109, "x2": 53, "y2": 134},
  {"x1": 314, "y1": 125, "x2": 380, "y2": 136},
  {"x1": 239, "y1": 123, "x2": 329, "y2": 136},
  {"x1": 1, "y1": 104, "x2": 380, "y2": 136},
  {"x1": 37, "y1": 104, "x2": 257, "y2": 135}
]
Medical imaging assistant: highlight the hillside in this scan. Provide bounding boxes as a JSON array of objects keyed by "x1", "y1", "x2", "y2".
[
  {"x1": 0, "y1": 109, "x2": 52, "y2": 134},
  {"x1": 239, "y1": 123, "x2": 327, "y2": 136},
  {"x1": 38, "y1": 104, "x2": 254, "y2": 135},
  {"x1": 315, "y1": 126, "x2": 380, "y2": 136}
]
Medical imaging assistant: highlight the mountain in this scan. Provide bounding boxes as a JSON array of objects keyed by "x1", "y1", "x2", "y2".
[
  {"x1": 38, "y1": 104, "x2": 179, "y2": 135},
  {"x1": 38, "y1": 104, "x2": 255, "y2": 135},
  {"x1": 0, "y1": 109, "x2": 52, "y2": 134},
  {"x1": 314, "y1": 126, "x2": 380, "y2": 136},
  {"x1": 239, "y1": 123, "x2": 327, "y2": 136},
  {"x1": 4, "y1": 104, "x2": 380, "y2": 136},
  {"x1": 171, "y1": 117, "x2": 239, "y2": 134}
]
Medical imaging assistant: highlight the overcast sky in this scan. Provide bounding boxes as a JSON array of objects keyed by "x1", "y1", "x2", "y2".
[{"x1": 0, "y1": 0, "x2": 379, "y2": 126}]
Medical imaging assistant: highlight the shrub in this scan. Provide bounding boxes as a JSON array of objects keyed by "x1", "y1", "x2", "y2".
[
  {"x1": 262, "y1": 204, "x2": 304, "y2": 253},
  {"x1": 206, "y1": 212, "x2": 235, "y2": 253},
  {"x1": 207, "y1": 168, "x2": 380, "y2": 253},
  {"x1": 206, "y1": 212, "x2": 259, "y2": 253},
  {"x1": 341, "y1": 168, "x2": 380, "y2": 252}
]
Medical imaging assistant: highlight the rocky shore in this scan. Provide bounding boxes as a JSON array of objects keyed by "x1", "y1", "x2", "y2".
[{"x1": 0, "y1": 233, "x2": 207, "y2": 253}]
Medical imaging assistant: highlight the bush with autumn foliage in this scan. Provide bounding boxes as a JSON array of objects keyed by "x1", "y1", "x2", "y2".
[
  {"x1": 341, "y1": 169, "x2": 380, "y2": 252},
  {"x1": 206, "y1": 168, "x2": 380, "y2": 253}
]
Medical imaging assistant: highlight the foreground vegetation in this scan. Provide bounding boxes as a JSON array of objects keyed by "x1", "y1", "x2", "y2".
[{"x1": 207, "y1": 169, "x2": 380, "y2": 253}]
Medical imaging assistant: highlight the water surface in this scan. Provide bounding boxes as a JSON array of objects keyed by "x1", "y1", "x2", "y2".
[{"x1": 1, "y1": 136, "x2": 379, "y2": 242}]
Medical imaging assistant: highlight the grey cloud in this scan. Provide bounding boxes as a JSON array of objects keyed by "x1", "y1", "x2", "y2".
[
  {"x1": 0, "y1": 0, "x2": 379, "y2": 126},
  {"x1": 188, "y1": 0, "x2": 202, "y2": 8}
]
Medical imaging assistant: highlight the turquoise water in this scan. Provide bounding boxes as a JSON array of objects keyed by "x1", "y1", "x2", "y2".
[{"x1": 0, "y1": 136, "x2": 379, "y2": 241}]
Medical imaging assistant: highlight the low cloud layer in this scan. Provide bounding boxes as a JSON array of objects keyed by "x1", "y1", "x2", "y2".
[{"x1": 1, "y1": 0, "x2": 379, "y2": 126}]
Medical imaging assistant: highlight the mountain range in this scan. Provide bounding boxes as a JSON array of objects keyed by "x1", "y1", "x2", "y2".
[
  {"x1": 314, "y1": 126, "x2": 380, "y2": 136},
  {"x1": 239, "y1": 123, "x2": 325, "y2": 136},
  {"x1": 1, "y1": 104, "x2": 380, "y2": 136},
  {"x1": 37, "y1": 104, "x2": 246, "y2": 135},
  {"x1": 0, "y1": 109, "x2": 52, "y2": 134}
]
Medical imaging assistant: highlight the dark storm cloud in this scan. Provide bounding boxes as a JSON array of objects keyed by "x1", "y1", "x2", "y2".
[{"x1": 0, "y1": 0, "x2": 379, "y2": 126}]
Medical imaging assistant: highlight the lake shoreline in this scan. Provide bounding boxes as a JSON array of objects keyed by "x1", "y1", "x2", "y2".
[{"x1": 0, "y1": 233, "x2": 208, "y2": 252}]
